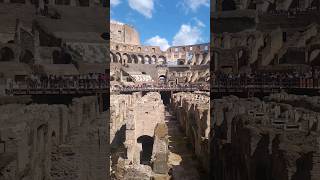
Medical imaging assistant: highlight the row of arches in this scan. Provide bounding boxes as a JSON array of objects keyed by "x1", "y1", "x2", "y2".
[
  {"x1": 0, "y1": 47, "x2": 35, "y2": 64},
  {"x1": 110, "y1": 52, "x2": 167, "y2": 65},
  {"x1": 0, "y1": 46, "x2": 73, "y2": 64}
]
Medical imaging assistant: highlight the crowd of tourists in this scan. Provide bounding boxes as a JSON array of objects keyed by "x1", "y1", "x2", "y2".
[
  {"x1": 268, "y1": 6, "x2": 319, "y2": 16},
  {"x1": 112, "y1": 83, "x2": 209, "y2": 90},
  {"x1": 212, "y1": 70, "x2": 320, "y2": 88},
  {"x1": 9, "y1": 73, "x2": 109, "y2": 89}
]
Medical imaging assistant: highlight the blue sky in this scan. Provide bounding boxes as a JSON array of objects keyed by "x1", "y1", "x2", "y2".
[{"x1": 110, "y1": 0, "x2": 210, "y2": 51}]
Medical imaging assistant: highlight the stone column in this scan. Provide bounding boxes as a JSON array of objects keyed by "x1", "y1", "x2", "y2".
[
  {"x1": 152, "y1": 123, "x2": 169, "y2": 175},
  {"x1": 134, "y1": 143, "x2": 142, "y2": 165}
]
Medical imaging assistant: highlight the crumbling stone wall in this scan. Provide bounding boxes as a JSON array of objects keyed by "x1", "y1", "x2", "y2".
[
  {"x1": 211, "y1": 94, "x2": 320, "y2": 180},
  {"x1": 110, "y1": 92, "x2": 169, "y2": 180},
  {"x1": 171, "y1": 92, "x2": 210, "y2": 174},
  {"x1": 0, "y1": 96, "x2": 107, "y2": 180}
]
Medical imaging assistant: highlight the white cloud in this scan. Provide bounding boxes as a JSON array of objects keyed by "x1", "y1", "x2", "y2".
[
  {"x1": 111, "y1": 0, "x2": 121, "y2": 6},
  {"x1": 193, "y1": 17, "x2": 205, "y2": 27},
  {"x1": 145, "y1": 36, "x2": 170, "y2": 51},
  {"x1": 128, "y1": 0, "x2": 154, "y2": 18},
  {"x1": 179, "y1": 0, "x2": 209, "y2": 13},
  {"x1": 172, "y1": 24, "x2": 203, "y2": 46}
]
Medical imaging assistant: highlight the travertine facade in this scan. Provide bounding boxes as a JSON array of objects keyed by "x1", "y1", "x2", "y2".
[
  {"x1": 0, "y1": 3, "x2": 107, "y2": 93},
  {"x1": 212, "y1": 0, "x2": 320, "y2": 73},
  {"x1": 110, "y1": 21, "x2": 141, "y2": 45}
]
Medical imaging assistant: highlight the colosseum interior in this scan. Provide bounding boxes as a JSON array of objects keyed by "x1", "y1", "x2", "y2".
[
  {"x1": 110, "y1": 20, "x2": 210, "y2": 180},
  {"x1": 0, "y1": 1, "x2": 109, "y2": 180},
  {"x1": 211, "y1": 0, "x2": 320, "y2": 180}
]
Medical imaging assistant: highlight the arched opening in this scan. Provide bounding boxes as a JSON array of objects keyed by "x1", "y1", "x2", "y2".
[
  {"x1": 126, "y1": 54, "x2": 133, "y2": 63},
  {"x1": 37, "y1": 124, "x2": 48, "y2": 153},
  {"x1": 151, "y1": 55, "x2": 157, "y2": 64},
  {"x1": 110, "y1": 53, "x2": 114, "y2": 63},
  {"x1": 123, "y1": 53, "x2": 131, "y2": 64},
  {"x1": 52, "y1": 51, "x2": 72, "y2": 64},
  {"x1": 63, "y1": 53, "x2": 72, "y2": 64},
  {"x1": 145, "y1": 55, "x2": 151, "y2": 64},
  {"x1": 160, "y1": 91, "x2": 171, "y2": 106},
  {"x1": 0, "y1": 47, "x2": 14, "y2": 61},
  {"x1": 115, "y1": 53, "x2": 121, "y2": 63},
  {"x1": 137, "y1": 135, "x2": 154, "y2": 165},
  {"x1": 132, "y1": 55, "x2": 139, "y2": 64},
  {"x1": 20, "y1": 50, "x2": 34, "y2": 64},
  {"x1": 138, "y1": 55, "x2": 144, "y2": 64},
  {"x1": 158, "y1": 56, "x2": 166, "y2": 65},
  {"x1": 52, "y1": 50, "x2": 61, "y2": 64},
  {"x1": 177, "y1": 59, "x2": 185, "y2": 65},
  {"x1": 159, "y1": 75, "x2": 167, "y2": 84},
  {"x1": 101, "y1": 32, "x2": 109, "y2": 41},
  {"x1": 51, "y1": 131, "x2": 57, "y2": 147}
]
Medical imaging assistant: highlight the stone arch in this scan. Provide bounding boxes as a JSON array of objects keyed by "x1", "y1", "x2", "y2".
[
  {"x1": 159, "y1": 75, "x2": 167, "y2": 84},
  {"x1": 115, "y1": 52, "x2": 122, "y2": 63},
  {"x1": 122, "y1": 53, "x2": 131, "y2": 64},
  {"x1": 151, "y1": 55, "x2": 157, "y2": 64},
  {"x1": 110, "y1": 52, "x2": 116, "y2": 63},
  {"x1": 0, "y1": 47, "x2": 14, "y2": 61},
  {"x1": 132, "y1": 54, "x2": 139, "y2": 64},
  {"x1": 177, "y1": 59, "x2": 185, "y2": 65},
  {"x1": 137, "y1": 55, "x2": 144, "y2": 64},
  {"x1": 36, "y1": 124, "x2": 48, "y2": 153},
  {"x1": 137, "y1": 135, "x2": 154, "y2": 165},
  {"x1": 63, "y1": 53, "x2": 72, "y2": 64},
  {"x1": 145, "y1": 55, "x2": 151, "y2": 64},
  {"x1": 157, "y1": 56, "x2": 166, "y2": 65},
  {"x1": 196, "y1": 54, "x2": 204, "y2": 65},
  {"x1": 51, "y1": 130, "x2": 57, "y2": 147},
  {"x1": 201, "y1": 52, "x2": 210, "y2": 65},
  {"x1": 20, "y1": 50, "x2": 34, "y2": 64},
  {"x1": 52, "y1": 50, "x2": 61, "y2": 64}
]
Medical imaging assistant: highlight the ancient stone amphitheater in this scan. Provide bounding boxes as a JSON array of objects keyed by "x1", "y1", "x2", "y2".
[
  {"x1": 0, "y1": 1, "x2": 109, "y2": 180},
  {"x1": 110, "y1": 20, "x2": 210, "y2": 87},
  {"x1": 109, "y1": 21, "x2": 211, "y2": 179}
]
